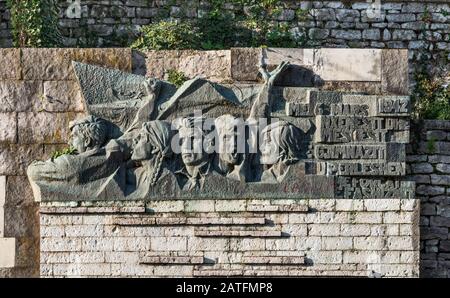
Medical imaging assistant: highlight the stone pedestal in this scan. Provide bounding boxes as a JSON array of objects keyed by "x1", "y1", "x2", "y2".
[{"x1": 39, "y1": 198, "x2": 420, "y2": 277}]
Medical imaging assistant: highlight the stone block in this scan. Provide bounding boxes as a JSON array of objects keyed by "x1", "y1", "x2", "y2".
[
  {"x1": 321, "y1": 237, "x2": 353, "y2": 250},
  {"x1": 381, "y1": 49, "x2": 409, "y2": 95},
  {"x1": 113, "y1": 236, "x2": 151, "y2": 251},
  {"x1": 313, "y1": 48, "x2": 381, "y2": 82},
  {"x1": 0, "y1": 113, "x2": 16, "y2": 144},
  {"x1": 410, "y1": 162, "x2": 433, "y2": 174},
  {"x1": 354, "y1": 236, "x2": 387, "y2": 250},
  {"x1": 14, "y1": 236, "x2": 39, "y2": 268},
  {"x1": 18, "y1": 112, "x2": 84, "y2": 144},
  {"x1": 178, "y1": 50, "x2": 231, "y2": 82},
  {"x1": 306, "y1": 251, "x2": 342, "y2": 264},
  {"x1": 187, "y1": 237, "x2": 229, "y2": 251},
  {"x1": 0, "y1": 238, "x2": 16, "y2": 268},
  {"x1": 340, "y1": 224, "x2": 371, "y2": 236},
  {"x1": 387, "y1": 236, "x2": 415, "y2": 250},
  {"x1": 230, "y1": 48, "x2": 261, "y2": 81},
  {"x1": 41, "y1": 237, "x2": 82, "y2": 252},
  {"x1": 332, "y1": 200, "x2": 361, "y2": 212},
  {"x1": 3, "y1": 205, "x2": 39, "y2": 238},
  {"x1": 263, "y1": 48, "x2": 314, "y2": 67},
  {"x1": 151, "y1": 237, "x2": 187, "y2": 251},
  {"x1": 364, "y1": 199, "x2": 401, "y2": 211},
  {"x1": 82, "y1": 237, "x2": 114, "y2": 252},
  {"x1": 146, "y1": 200, "x2": 184, "y2": 213},
  {"x1": 383, "y1": 211, "x2": 415, "y2": 224},
  {"x1": 41, "y1": 81, "x2": 85, "y2": 112},
  {"x1": 185, "y1": 200, "x2": 215, "y2": 212},
  {"x1": 0, "y1": 81, "x2": 42, "y2": 112},
  {"x1": 21, "y1": 48, "x2": 132, "y2": 80},
  {"x1": 65, "y1": 225, "x2": 103, "y2": 237},
  {"x1": 6, "y1": 176, "x2": 35, "y2": 207},
  {"x1": 0, "y1": 49, "x2": 20, "y2": 80},
  {"x1": 215, "y1": 200, "x2": 246, "y2": 212},
  {"x1": 430, "y1": 174, "x2": 450, "y2": 185},
  {"x1": 362, "y1": 29, "x2": 381, "y2": 40},
  {"x1": 436, "y1": 163, "x2": 450, "y2": 174},
  {"x1": 353, "y1": 212, "x2": 382, "y2": 223},
  {"x1": 330, "y1": 29, "x2": 362, "y2": 40},
  {"x1": 308, "y1": 224, "x2": 340, "y2": 236},
  {"x1": 0, "y1": 144, "x2": 43, "y2": 175}
]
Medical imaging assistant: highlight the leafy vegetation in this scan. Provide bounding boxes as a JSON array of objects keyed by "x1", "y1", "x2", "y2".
[
  {"x1": 167, "y1": 69, "x2": 189, "y2": 88},
  {"x1": 131, "y1": 20, "x2": 201, "y2": 50},
  {"x1": 131, "y1": 0, "x2": 307, "y2": 51},
  {"x1": 412, "y1": 54, "x2": 450, "y2": 120},
  {"x1": 7, "y1": 0, "x2": 62, "y2": 47},
  {"x1": 50, "y1": 147, "x2": 77, "y2": 161}
]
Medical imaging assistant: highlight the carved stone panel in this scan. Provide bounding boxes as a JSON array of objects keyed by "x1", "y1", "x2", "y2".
[{"x1": 27, "y1": 60, "x2": 413, "y2": 202}]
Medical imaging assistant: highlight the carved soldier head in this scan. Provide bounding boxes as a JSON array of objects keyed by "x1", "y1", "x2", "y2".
[
  {"x1": 69, "y1": 116, "x2": 109, "y2": 153},
  {"x1": 131, "y1": 121, "x2": 172, "y2": 162},
  {"x1": 214, "y1": 114, "x2": 242, "y2": 167},
  {"x1": 260, "y1": 121, "x2": 301, "y2": 166},
  {"x1": 174, "y1": 117, "x2": 214, "y2": 167}
]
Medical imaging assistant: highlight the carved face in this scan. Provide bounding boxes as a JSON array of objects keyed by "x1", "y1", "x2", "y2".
[
  {"x1": 217, "y1": 129, "x2": 239, "y2": 166},
  {"x1": 69, "y1": 126, "x2": 89, "y2": 153},
  {"x1": 131, "y1": 132, "x2": 156, "y2": 161},
  {"x1": 179, "y1": 133, "x2": 208, "y2": 166},
  {"x1": 260, "y1": 127, "x2": 280, "y2": 166}
]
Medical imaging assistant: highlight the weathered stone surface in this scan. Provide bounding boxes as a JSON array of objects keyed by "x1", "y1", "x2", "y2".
[
  {"x1": 331, "y1": 29, "x2": 362, "y2": 40},
  {"x1": 38, "y1": 198, "x2": 420, "y2": 277},
  {"x1": 263, "y1": 48, "x2": 314, "y2": 67},
  {"x1": 18, "y1": 112, "x2": 84, "y2": 144},
  {"x1": 362, "y1": 29, "x2": 381, "y2": 40},
  {"x1": 0, "y1": 81, "x2": 42, "y2": 113},
  {"x1": 410, "y1": 163, "x2": 433, "y2": 174},
  {"x1": 381, "y1": 49, "x2": 409, "y2": 95},
  {"x1": 4, "y1": 205, "x2": 39, "y2": 238},
  {"x1": 313, "y1": 48, "x2": 381, "y2": 81},
  {"x1": 0, "y1": 238, "x2": 16, "y2": 268},
  {"x1": 178, "y1": 50, "x2": 231, "y2": 82},
  {"x1": 6, "y1": 176, "x2": 35, "y2": 207},
  {"x1": 21, "y1": 48, "x2": 132, "y2": 80},
  {"x1": 308, "y1": 28, "x2": 330, "y2": 40},
  {"x1": 436, "y1": 163, "x2": 450, "y2": 174},
  {"x1": 416, "y1": 185, "x2": 445, "y2": 196},
  {"x1": 0, "y1": 144, "x2": 43, "y2": 175},
  {"x1": 0, "y1": 113, "x2": 17, "y2": 144},
  {"x1": 42, "y1": 81, "x2": 85, "y2": 112},
  {"x1": 144, "y1": 50, "x2": 232, "y2": 82},
  {"x1": 230, "y1": 48, "x2": 261, "y2": 81},
  {"x1": 0, "y1": 49, "x2": 20, "y2": 80}
]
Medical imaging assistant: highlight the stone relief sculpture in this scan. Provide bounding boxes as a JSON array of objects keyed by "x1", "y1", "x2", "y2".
[{"x1": 27, "y1": 59, "x2": 414, "y2": 202}]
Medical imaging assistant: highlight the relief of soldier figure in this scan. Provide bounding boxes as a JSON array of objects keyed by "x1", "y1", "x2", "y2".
[{"x1": 27, "y1": 59, "x2": 314, "y2": 201}]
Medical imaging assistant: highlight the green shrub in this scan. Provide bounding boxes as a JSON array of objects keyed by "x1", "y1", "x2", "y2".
[
  {"x1": 167, "y1": 69, "x2": 189, "y2": 88},
  {"x1": 131, "y1": 0, "x2": 307, "y2": 50},
  {"x1": 412, "y1": 54, "x2": 450, "y2": 120},
  {"x1": 131, "y1": 21, "x2": 201, "y2": 50},
  {"x1": 51, "y1": 147, "x2": 76, "y2": 161},
  {"x1": 7, "y1": 0, "x2": 62, "y2": 47}
]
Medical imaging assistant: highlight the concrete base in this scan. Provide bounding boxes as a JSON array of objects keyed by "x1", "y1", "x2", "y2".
[{"x1": 39, "y1": 199, "x2": 420, "y2": 277}]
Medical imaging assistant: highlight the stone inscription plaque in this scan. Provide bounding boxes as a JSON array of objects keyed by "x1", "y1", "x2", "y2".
[{"x1": 27, "y1": 60, "x2": 413, "y2": 202}]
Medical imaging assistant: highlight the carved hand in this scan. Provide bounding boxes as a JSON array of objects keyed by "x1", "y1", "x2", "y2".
[{"x1": 268, "y1": 61, "x2": 290, "y2": 85}]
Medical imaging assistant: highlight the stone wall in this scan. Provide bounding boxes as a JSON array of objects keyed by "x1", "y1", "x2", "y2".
[
  {"x1": 409, "y1": 120, "x2": 450, "y2": 278},
  {"x1": 0, "y1": 48, "x2": 131, "y2": 277},
  {"x1": 39, "y1": 199, "x2": 419, "y2": 277},
  {"x1": 0, "y1": 1, "x2": 448, "y2": 76},
  {"x1": 0, "y1": 0, "x2": 11, "y2": 47},
  {"x1": 0, "y1": 47, "x2": 448, "y2": 277}
]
